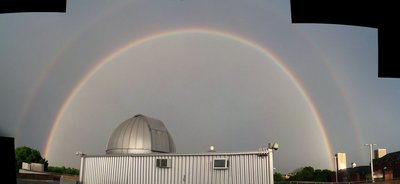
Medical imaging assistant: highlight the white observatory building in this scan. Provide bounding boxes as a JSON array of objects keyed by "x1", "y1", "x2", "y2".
[{"x1": 78, "y1": 114, "x2": 276, "y2": 184}]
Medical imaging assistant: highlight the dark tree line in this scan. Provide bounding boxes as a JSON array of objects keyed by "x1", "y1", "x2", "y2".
[
  {"x1": 287, "y1": 166, "x2": 334, "y2": 182},
  {"x1": 48, "y1": 166, "x2": 79, "y2": 175}
]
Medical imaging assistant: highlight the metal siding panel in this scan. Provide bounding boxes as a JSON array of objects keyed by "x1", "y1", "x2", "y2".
[
  {"x1": 112, "y1": 157, "x2": 116, "y2": 183},
  {"x1": 129, "y1": 157, "x2": 133, "y2": 183},
  {"x1": 257, "y1": 155, "x2": 262, "y2": 184},
  {"x1": 178, "y1": 155, "x2": 182, "y2": 184},
  {"x1": 208, "y1": 156, "x2": 212, "y2": 184},
  {"x1": 146, "y1": 157, "x2": 149, "y2": 184},
  {"x1": 187, "y1": 156, "x2": 191, "y2": 184},
  {"x1": 262, "y1": 155, "x2": 266, "y2": 184},
  {"x1": 118, "y1": 157, "x2": 123, "y2": 183},
  {"x1": 138, "y1": 156, "x2": 142, "y2": 183},
  {"x1": 84, "y1": 158, "x2": 88, "y2": 183},
  {"x1": 169, "y1": 156, "x2": 173, "y2": 184},
  {"x1": 146, "y1": 157, "x2": 150, "y2": 184},
  {"x1": 256, "y1": 155, "x2": 261, "y2": 184},
  {"x1": 155, "y1": 156, "x2": 160, "y2": 184},
  {"x1": 113, "y1": 157, "x2": 117, "y2": 183},
  {"x1": 172, "y1": 156, "x2": 177, "y2": 184},
  {"x1": 184, "y1": 155, "x2": 187, "y2": 184},
  {"x1": 140, "y1": 157, "x2": 144, "y2": 184},
  {"x1": 125, "y1": 157, "x2": 130, "y2": 184},
  {"x1": 265, "y1": 154, "x2": 268, "y2": 184},
  {"x1": 195, "y1": 156, "x2": 199, "y2": 184},
  {"x1": 91, "y1": 158, "x2": 95, "y2": 183},
  {"x1": 134, "y1": 156, "x2": 138, "y2": 183},
  {"x1": 81, "y1": 153, "x2": 271, "y2": 184},
  {"x1": 109, "y1": 157, "x2": 113, "y2": 183},
  {"x1": 228, "y1": 155, "x2": 233, "y2": 184},
  {"x1": 200, "y1": 156, "x2": 204, "y2": 184},
  {"x1": 114, "y1": 157, "x2": 118, "y2": 183},
  {"x1": 171, "y1": 156, "x2": 174, "y2": 183},
  {"x1": 241, "y1": 155, "x2": 245, "y2": 184},
  {"x1": 246, "y1": 155, "x2": 251, "y2": 184},
  {"x1": 191, "y1": 156, "x2": 195, "y2": 184},
  {"x1": 108, "y1": 157, "x2": 113, "y2": 183},
  {"x1": 83, "y1": 158, "x2": 88, "y2": 183},
  {"x1": 164, "y1": 156, "x2": 168, "y2": 184},
  {"x1": 92, "y1": 158, "x2": 97, "y2": 183},
  {"x1": 250, "y1": 155, "x2": 255, "y2": 184},
  {"x1": 158, "y1": 156, "x2": 162, "y2": 183},
  {"x1": 105, "y1": 157, "x2": 110, "y2": 183},
  {"x1": 119, "y1": 158, "x2": 124, "y2": 183},
  {"x1": 163, "y1": 156, "x2": 167, "y2": 183},
  {"x1": 98, "y1": 158, "x2": 103, "y2": 183},
  {"x1": 245, "y1": 155, "x2": 249, "y2": 184},
  {"x1": 167, "y1": 156, "x2": 172, "y2": 184},
  {"x1": 182, "y1": 156, "x2": 186, "y2": 184},
  {"x1": 94, "y1": 158, "x2": 98, "y2": 183}
]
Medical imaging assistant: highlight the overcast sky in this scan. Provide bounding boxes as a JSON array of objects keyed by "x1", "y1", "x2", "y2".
[{"x1": 1, "y1": 0, "x2": 399, "y2": 174}]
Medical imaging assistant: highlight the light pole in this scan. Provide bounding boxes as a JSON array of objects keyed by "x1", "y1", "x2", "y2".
[
  {"x1": 334, "y1": 155, "x2": 338, "y2": 182},
  {"x1": 76, "y1": 151, "x2": 85, "y2": 183},
  {"x1": 268, "y1": 143, "x2": 279, "y2": 184},
  {"x1": 364, "y1": 144, "x2": 376, "y2": 182}
]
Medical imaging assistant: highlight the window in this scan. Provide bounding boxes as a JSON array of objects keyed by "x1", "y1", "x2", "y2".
[
  {"x1": 213, "y1": 158, "x2": 229, "y2": 169},
  {"x1": 156, "y1": 158, "x2": 171, "y2": 168}
]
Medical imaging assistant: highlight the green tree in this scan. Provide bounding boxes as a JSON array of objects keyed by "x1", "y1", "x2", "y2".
[
  {"x1": 289, "y1": 167, "x2": 334, "y2": 182},
  {"x1": 303, "y1": 166, "x2": 315, "y2": 181},
  {"x1": 289, "y1": 166, "x2": 313, "y2": 181},
  {"x1": 314, "y1": 169, "x2": 334, "y2": 182},
  {"x1": 15, "y1": 146, "x2": 48, "y2": 172},
  {"x1": 274, "y1": 172, "x2": 285, "y2": 181}
]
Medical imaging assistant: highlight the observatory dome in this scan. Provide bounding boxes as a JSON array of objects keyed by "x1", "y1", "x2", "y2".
[{"x1": 106, "y1": 114, "x2": 175, "y2": 154}]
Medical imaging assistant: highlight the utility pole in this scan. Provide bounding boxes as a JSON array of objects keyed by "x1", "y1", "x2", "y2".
[
  {"x1": 365, "y1": 144, "x2": 376, "y2": 182},
  {"x1": 76, "y1": 151, "x2": 86, "y2": 183},
  {"x1": 268, "y1": 143, "x2": 279, "y2": 184},
  {"x1": 334, "y1": 155, "x2": 338, "y2": 182}
]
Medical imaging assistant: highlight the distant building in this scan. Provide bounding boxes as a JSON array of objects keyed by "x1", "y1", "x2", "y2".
[
  {"x1": 374, "y1": 151, "x2": 400, "y2": 180},
  {"x1": 374, "y1": 149, "x2": 387, "y2": 159},
  {"x1": 78, "y1": 114, "x2": 276, "y2": 184},
  {"x1": 335, "y1": 153, "x2": 347, "y2": 170},
  {"x1": 335, "y1": 149, "x2": 400, "y2": 182},
  {"x1": 347, "y1": 166, "x2": 370, "y2": 182},
  {"x1": 17, "y1": 162, "x2": 79, "y2": 183},
  {"x1": 19, "y1": 162, "x2": 44, "y2": 174}
]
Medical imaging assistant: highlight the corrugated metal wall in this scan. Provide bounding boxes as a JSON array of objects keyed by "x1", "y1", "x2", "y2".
[{"x1": 81, "y1": 153, "x2": 270, "y2": 184}]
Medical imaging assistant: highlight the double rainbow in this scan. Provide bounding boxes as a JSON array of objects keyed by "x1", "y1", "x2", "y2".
[{"x1": 43, "y1": 28, "x2": 334, "y2": 169}]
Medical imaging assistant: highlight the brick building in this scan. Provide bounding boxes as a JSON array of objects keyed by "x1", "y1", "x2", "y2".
[{"x1": 374, "y1": 151, "x2": 400, "y2": 181}]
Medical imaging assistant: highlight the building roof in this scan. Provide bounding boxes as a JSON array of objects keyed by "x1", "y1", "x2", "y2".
[
  {"x1": 346, "y1": 166, "x2": 370, "y2": 174},
  {"x1": 375, "y1": 151, "x2": 400, "y2": 165},
  {"x1": 106, "y1": 114, "x2": 175, "y2": 154}
]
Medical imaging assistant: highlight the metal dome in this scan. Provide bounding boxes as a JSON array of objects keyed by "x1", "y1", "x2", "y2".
[{"x1": 106, "y1": 114, "x2": 175, "y2": 154}]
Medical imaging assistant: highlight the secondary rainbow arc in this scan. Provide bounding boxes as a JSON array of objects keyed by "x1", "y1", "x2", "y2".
[{"x1": 44, "y1": 28, "x2": 334, "y2": 169}]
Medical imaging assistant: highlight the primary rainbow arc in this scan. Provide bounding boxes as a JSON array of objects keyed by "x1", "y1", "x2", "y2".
[{"x1": 44, "y1": 28, "x2": 334, "y2": 169}]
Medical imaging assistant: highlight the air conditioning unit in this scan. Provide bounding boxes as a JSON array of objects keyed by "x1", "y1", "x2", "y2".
[
  {"x1": 156, "y1": 158, "x2": 171, "y2": 168},
  {"x1": 213, "y1": 158, "x2": 229, "y2": 169}
]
